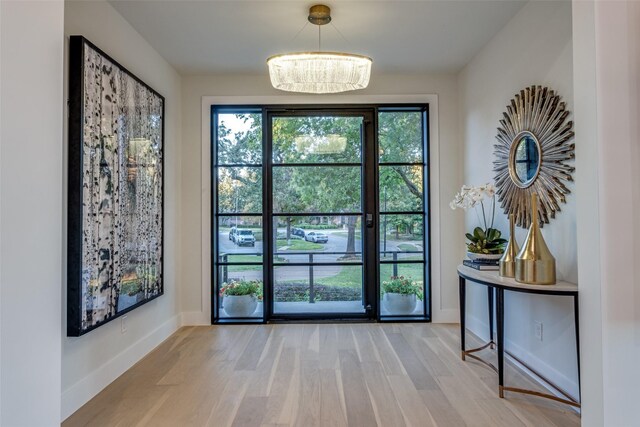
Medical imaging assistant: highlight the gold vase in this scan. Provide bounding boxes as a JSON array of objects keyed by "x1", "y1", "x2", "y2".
[
  {"x1": 515, "y1": 193, "x2": 556, "y2": 285},
  {"x1": 499, "y1": 214, "x2": 519, "y2": 278}
]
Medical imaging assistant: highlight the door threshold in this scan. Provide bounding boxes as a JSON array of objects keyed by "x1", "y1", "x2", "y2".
[{"x1": 267, "y1": 318, "x2": 376, "y2": 324}]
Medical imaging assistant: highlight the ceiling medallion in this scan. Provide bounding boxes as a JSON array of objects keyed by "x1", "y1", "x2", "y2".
[
  {"x1": 267, "y1": 4, "x2": 372, "y2": 94},
  {"x1": 493, "y1": 86, "x2": 575, "y2": 228}
]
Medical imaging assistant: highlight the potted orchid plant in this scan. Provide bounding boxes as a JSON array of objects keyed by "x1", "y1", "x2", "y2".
[
  {"x1": 450, "y1": 183, "x2": 507, "y2": 260},
  {"x1": 220, "y1": 279, "x2": 263, "y2": 317}
]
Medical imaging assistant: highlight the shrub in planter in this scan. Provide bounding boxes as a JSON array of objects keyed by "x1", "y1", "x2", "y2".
[
  {"x1": 220, "y1": 280, "x2": 263, "y2": 317},
  {"x1": 382, "y1": 276, "x2": 423, "y2": 314}
]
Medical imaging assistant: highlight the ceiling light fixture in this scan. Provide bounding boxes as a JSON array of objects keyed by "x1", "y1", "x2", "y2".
[{"x1": 267, "y1": 4, "x2": 372, "y2": 94}]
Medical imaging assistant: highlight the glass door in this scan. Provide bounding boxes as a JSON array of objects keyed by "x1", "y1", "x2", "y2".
[
  {"x1": 212, "y1": 105, "x2": 430, "y2": 323},
  {"x1": 266, "y1": 110, "x2": 377, "y2": 319}
]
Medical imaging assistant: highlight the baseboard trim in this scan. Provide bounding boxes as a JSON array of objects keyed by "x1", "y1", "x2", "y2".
[
  {"x1": 465, "y1": 313, "x2": 579, "y2": 404},
  {"x1": 432, "y1": 308, "x2": 459, "y2": 323},
  {"x1": 181, "y1": 310, "x2": 210, "y2": 326},
  {"x1": 504, "y1": 348, "x2": 579, "y2": 407},
  {"x1": 60, "y1": 314, "x2": 181, "y2": 422}
]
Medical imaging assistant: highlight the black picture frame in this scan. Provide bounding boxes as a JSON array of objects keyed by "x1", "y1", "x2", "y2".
[{"x1": 67, "y1": 36, "x2": 165, "y2": 336}]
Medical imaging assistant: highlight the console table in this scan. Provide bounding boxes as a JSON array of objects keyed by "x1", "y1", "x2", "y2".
[{"x1": 457, "y1": 264, "x2": 580, "y2": 408}]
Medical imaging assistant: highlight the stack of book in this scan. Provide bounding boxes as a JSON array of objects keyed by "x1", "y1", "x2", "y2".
[{"x1": 463, "y1": 258, "x2": 500, "y2": 271}]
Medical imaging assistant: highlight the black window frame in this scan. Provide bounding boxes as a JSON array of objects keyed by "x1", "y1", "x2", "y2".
[
  {"x1": 211, "y1": 104, "x2": 431, "y2": 324},
  {"x1": 377, "y1": 106, "x2": 430, "y2": 321}
]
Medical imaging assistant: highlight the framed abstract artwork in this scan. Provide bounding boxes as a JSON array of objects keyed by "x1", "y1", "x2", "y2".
[{"x1": 67, "y1": 36, "x2": 164, "y2": 336}]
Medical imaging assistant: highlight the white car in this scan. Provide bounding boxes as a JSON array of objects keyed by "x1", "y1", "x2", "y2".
[{"x1": 305, "y1": 232, "x2": 328, "y2": 243}]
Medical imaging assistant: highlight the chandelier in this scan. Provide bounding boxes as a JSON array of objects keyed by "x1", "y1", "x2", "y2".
[
  {"x1": 267, "y1": 5, "x2": 372, "y2": 94},
  {"x1": 294, "y1": 134, "x2": 348, "y2": 154}
]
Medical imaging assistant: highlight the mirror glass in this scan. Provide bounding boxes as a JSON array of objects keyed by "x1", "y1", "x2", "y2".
[{"x1": 512, "y1": 133, "x2": 540, "y2": 186}]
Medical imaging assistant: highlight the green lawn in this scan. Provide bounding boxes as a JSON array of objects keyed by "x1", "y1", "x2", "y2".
[
  {"x1": 314, "y1": 265, "x2": 363, "y2": 289},
  {"x1": 220, "y1": 254, "x2": 424, "y2": 288},
  {"x1": 220, "y1": 264, "x2": 261, "y2": 272},
  {"x1": 298, "y1": 262, "x2": 424, "y2": 289},
  {"x1": 276, "y1": 239, "x2": 324, "y2": 251},
  {"x1": 380, "y1": 262, "x2": 424, "y2": 283},
  {"x1": 219, "y1": 254, "x2": 263, "y2": 272},
  {"x1": 277, "y1": 265, "x2": 363, "y2": 289},
  {"x1": 221, "y1": 254, "x2": 262, "y2": 263},
  {"x1": 384, "y1": 233, "x2": 423, "y2": 241},
  {"x1": 398, "y1": 243, "x2": 420, "y2": 251},
  {"x1": 219, "y1": 254, "x2": 285, "y2": 272}
]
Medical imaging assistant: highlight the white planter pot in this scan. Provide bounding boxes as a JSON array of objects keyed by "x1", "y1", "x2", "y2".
[
  {"x1": 383, "y1": 293, "x2": 417, "y2": 314},
  {"x1": 466, "y1": 251, "x2": 502, "y2": 262},
  {"x1": 222, "y1": 294, "x2": 258, "y2": 317}
]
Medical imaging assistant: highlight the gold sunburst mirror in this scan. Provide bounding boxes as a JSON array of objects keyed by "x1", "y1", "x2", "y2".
[{"x1": 494, "y1": 86, "x2": 575, "y2": 228}]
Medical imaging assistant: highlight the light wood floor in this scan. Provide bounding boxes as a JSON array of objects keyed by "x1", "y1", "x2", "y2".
[{"x1": 64, "y1": 324, "x2": 580, "y2": 427}]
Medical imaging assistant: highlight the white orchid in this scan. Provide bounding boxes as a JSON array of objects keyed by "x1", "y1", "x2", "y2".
[
  {"x1": 450, "y1": 183, "x2": 498, "y2": 233},
  {"x1": 451, "y1": 183, "x2": 506, "y2": 254},
  {"x1": 483, "y1": 184, "x2": 496, "y2": 198}
]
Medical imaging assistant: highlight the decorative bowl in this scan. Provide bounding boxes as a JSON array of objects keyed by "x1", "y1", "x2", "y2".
[
  {"x1": 466, "y1": 251, "x2": 503, "y2": 262},
  {"x1": 222, "y1": 294, "x2": 258, "y2": 317},
  {"x1": 383, "y1": 293, "x2": 417, "y2": 315}
]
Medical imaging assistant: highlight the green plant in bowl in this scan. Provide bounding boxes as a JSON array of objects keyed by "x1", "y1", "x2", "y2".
[
  {"x1": 219, "y1": 279, "x2": 263, "y2": 300},
  {"x1": 465, "y1": 227, "x2": 507, "y2": 255},
  {"x1": 382, "y1": 276, "x2": 423, "y2": 300}
]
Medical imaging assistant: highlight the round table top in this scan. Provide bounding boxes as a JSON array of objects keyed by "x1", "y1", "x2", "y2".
[{"x1": 457, "y1": 264, "x2": 578, "y2": 295}]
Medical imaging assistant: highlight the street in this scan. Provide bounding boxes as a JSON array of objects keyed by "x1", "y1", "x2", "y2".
[
  {"x1": 218, "y1": 226, "x2": 423, "y2": 282},
  {"x1": 218, "y1": 227, "x2": 422, "y2": 262}
]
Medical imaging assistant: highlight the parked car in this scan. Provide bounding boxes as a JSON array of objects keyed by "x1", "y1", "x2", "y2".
[
  {"x1": 291, "y1": 227, "x2": 305, "y2": 238},
  {"x1": 234, "y1": 229, "x2": 256, "y2": 246},
  {"x1": 229, "y1": 227, "x2": 237, "y2": 241},
  {"x1": 305, "y1": 232, "x2": 328, "y2": 243}
]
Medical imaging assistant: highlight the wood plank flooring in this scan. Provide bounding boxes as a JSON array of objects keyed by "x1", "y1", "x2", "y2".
[{"x1": 63, "y1": 324, "x2": 580, "y2": 427}]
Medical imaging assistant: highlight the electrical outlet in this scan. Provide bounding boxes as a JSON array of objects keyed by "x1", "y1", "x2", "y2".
[
  {"x1": 121, "y1": 315, "x2": 128, "y2": 334},
  {"x1": 534, "y1": 321, "x2": 543, "y2": 341}
]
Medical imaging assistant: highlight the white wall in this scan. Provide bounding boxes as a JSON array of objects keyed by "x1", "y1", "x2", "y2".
[
  {"x1": 572, "y1": 1, "x2": 602, "y2": 423},
  {"x1": 573, "y1": 1, "x2": 640, "y2": 425},
  {"x1": 1, "y1": 4, "x2": 3, "y2": 422},
  {"x1": 180, "y1": 73, "x2": 463, "y2": 324},
  {"x1": 0, "y1": 1, "x2": 64, "y2": 425},
  {"x1": 61, "y1": 1, "x2": 182, "y2": 421},
  {"x1": 3, "y1": 1, "x2": 637, "y2": 424},
  {"x1": 458, "y1": 1, "x2": 579, "y2": 398}
]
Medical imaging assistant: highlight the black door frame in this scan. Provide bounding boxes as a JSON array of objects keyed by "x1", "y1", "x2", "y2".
[
  {"x1": 264, "y1": 107, "x2": 377, "y2": 321},
  {"x1": 211, "y1": 104, "x2": 431, "y2": 323}
]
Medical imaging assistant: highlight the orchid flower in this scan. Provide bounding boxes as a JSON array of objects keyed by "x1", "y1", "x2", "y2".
[{"x1": 450, "y1": 183, "x2": 505, "y2": 254}]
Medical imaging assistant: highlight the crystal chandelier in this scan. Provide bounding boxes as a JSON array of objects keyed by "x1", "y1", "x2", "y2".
[{"x1": 267, "y1": 5, "x2": 372, "y2": 94}]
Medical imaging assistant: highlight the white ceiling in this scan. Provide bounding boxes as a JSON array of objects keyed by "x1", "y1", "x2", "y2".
[{"x1": 109, "y1": 0, "x2": 527, "y2": 75}]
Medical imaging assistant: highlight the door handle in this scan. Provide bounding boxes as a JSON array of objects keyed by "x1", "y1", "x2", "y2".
[{"x1": 366, "y1": 213, "x2": 374, "y2": 228}]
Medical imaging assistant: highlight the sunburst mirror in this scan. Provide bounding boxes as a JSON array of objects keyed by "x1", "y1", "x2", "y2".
[{"x1": 493, "y1": 86, "x2": 575, "y2": 228}]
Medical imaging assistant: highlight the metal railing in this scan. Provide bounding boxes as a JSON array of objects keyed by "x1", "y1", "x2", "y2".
[{"x1": 219, "y1": 250, "x2": 422, "y2": 304}]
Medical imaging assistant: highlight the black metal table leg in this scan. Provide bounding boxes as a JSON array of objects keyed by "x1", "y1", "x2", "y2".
[
  {"x1": 488, "y1": 286, "x2": 494, "y2": 348},
  {"x1": 574, "y1": 294, "x2": 581, "y2": 402},
  {"x1": 457, "y1": 268, "x2": 581, "y2": 407},
  {"x1": 459, "y1": 276, "x2": 466, "y2": 360},
  {"x1": 497, "y1": 288, "x2": 505, "y2": 398}
]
